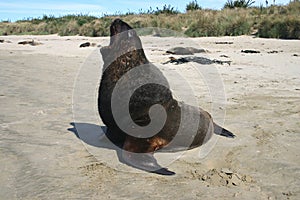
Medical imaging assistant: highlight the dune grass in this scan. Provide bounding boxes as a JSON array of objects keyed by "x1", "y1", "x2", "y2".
[{"x1": 0, "y1": 1, "x2": 299, "y2": 39}]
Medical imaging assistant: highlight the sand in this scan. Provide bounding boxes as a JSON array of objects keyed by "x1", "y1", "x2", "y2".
[{"x1": 0, "y1": 34, "x2": 299, "y2": 199}]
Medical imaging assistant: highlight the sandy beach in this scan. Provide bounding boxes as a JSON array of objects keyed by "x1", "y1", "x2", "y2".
[{"x1": 0, "y1": 34, "x2": 299, "y2": 199}]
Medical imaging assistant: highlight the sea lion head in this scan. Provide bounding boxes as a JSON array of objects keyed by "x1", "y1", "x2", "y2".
[
  {"x1": 100, "y1": 19, "x2": 146, "y2": 68},
  {"x1": 109, "y1": 19, "x2": 137, "y2": 44}
]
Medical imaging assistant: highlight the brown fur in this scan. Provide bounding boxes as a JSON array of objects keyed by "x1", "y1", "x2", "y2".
[{"x1": 98, "y1": 19, "x2": 232, "y2": 173}]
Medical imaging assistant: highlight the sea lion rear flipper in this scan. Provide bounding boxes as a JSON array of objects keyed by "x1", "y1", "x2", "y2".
[{"x1": 213, "y1": 123, "x2": 235, "y2": 138}]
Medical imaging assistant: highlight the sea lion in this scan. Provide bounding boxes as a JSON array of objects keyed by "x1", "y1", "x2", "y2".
[
  {"x1": 98, "y1": 19, "x2": 235, "y2": 175},
  {"x1": 166, "y1": 47, "x2": 206, "y2": 55}
]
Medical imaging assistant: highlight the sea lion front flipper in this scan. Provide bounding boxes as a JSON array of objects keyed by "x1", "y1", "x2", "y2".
[
  {"x1": 122, "y1": 136, "x2": 175, "y2": 175},
  {"x1": 121, "y1": 150, "x2": 175, "y2": 175}
]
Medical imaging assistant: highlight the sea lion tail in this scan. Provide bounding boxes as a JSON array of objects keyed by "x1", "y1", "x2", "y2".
[{"x1": 213, "y1": 123, "x2": 235, "y2": 138}]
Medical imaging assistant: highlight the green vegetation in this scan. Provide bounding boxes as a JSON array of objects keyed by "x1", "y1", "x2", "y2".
[
  {"x1": 224, "y1": 0, "x2": 255, "y2": 9},
  {"x1": 0, "y1": 1, "x2": 299, "y2": 39},
  {"x1": 186, "y1": 0, "x2": 202, "y2": 11},
  {"x1": 257, "y1": 16, "x2": 300, "y2": 39},
  {"x1": 151, "y1": 4, "x2": 180, "y2": 15}
]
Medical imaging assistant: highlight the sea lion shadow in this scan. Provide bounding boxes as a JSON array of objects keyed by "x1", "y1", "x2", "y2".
[
  {"x1": 67, "y1": 122, "x2": 175, "y2": 175},
  {"x1": 68, "y1": 122, "x2": 123, "y2": 154}
]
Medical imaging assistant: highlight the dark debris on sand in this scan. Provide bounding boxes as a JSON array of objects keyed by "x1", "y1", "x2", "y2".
[
  {"x1": 18, "y1": 40, "x2": 42, "y2": 46},
  {"x1": 241, "y1": 49, "x2": 260, "y2": 54},
  {"x1": 163, "y1": 56, "x2": 232, "y2": 65}
]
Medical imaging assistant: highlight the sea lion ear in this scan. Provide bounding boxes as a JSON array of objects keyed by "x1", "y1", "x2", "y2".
[
  {"x1": 128, "y1": 30, "x2": 133, "y2": 38},
  {"x1": 128, "y1": 29, "x2": 137, "y2": 39}
]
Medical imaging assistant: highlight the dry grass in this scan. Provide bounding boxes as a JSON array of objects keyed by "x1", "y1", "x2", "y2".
[{"x1": 0, "y1": 1, "x2": 299, "y2": 39}]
